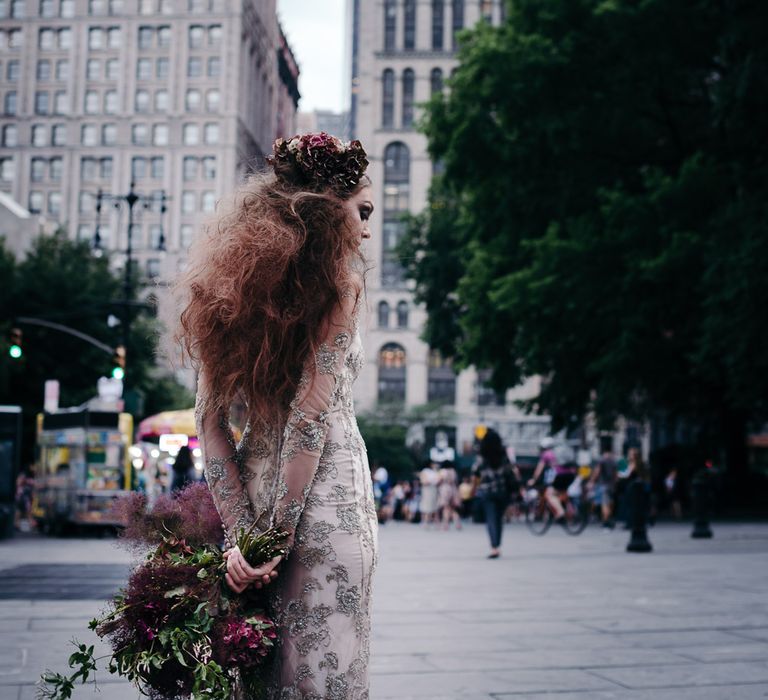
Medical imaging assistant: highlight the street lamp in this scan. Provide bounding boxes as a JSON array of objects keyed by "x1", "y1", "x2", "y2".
[{"x1": 93, "y1": 183, "x2": 170, "y2": 386}]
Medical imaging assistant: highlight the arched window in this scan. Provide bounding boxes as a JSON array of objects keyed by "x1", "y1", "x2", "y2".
[
  {"x1": 428, "y1": 349, "x2": 456, "y2": 404},
  {"x1": 452, "y1": 0, "x2": 464, "y2": 48},
  {"x1": 378, "y1": 300, "x2": 390, "y2": 328},
  {"x1": 430, "y1": 67, "x2": 443, "y2": 95},
  {"x1": 397, "y1": 300, "x2": 408, "y2": 328},
  {"x1": 382, "y1": 142, "x2": 410, "y2": 287},
  {"x1": 402, "y1": 68, "x2": 415, "y2": 127},
  {"x1": 384, "y1": 0, "x2": 396, "y2": 51},
  {"x1": 382, "y1": 69, "x2": 395, "y2": 128},
  {"x1": 403, "y1": 0, "x2": 416, "y2": 50},
  {"x1": 378, "y1": 343, "x2": 406, "y2": 402},
  {"x1": 432, "y1": 0, "x2": 444, "y2": 50}
]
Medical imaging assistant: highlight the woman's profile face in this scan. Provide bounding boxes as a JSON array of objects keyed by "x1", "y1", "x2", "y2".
[{"x1": 343, "y1": 183, "x2": 374, "y2": 246}]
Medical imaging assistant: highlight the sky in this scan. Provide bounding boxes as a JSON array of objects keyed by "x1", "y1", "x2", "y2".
[{"x1": 277, "y1": 0, "x2": 348, "y2": 114}]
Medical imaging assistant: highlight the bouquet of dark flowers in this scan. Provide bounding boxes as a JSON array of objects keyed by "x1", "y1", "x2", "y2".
[{"x1": 38, "y1": 482, "x2": 288, "y2": 700}]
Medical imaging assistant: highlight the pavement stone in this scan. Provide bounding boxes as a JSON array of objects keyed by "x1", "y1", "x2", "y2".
[{"x1": 0, "y1": 520, "x2": 767, "y2": 699}]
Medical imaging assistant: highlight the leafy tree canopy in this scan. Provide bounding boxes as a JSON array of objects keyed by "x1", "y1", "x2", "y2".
[{"x1": 404, "y1": 0, "x2": 768, "y2": 476}]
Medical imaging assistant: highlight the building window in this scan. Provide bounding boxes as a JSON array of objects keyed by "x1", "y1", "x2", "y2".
[
  {"x1": 99, "y1": 156, "x2": 112, "y2": 178},
  {"x1": 81, "y1": 123, "x2": 97, "y2": 145},
  {"x1": 88, "y1": 0, "x2": 105, "y2": 13},
  {"x1": 54, "y1": 90, "x2": 67, "y2": 113},
  {"x1": 146, "y1": 258, "x2": 160, "y2": 278},
  {"x1": 7, "y1": 60, "x2": 20, "y2": 81},
  {"x1": 204, "y1": 122, "x2": 219, "y2": 144},
  {"x1": 39, "y1": 28, "x2": 55, "y2": 49},
  {"x1": 84, "y1": 90, "x2": 99, "y2": 113},
  {"x1": 378, "y1": 343, "x2": 406, "y2": 403},
  {"x1": 104, "y1": 89, "x2": 118, "y2": 113},
  {"x1": 187, "y1": 56, "x2": 202, "y2": 77},
  {"x1": 402, "y1": 68, "x2": 415, "y2": 127},
  {"x1": 157, "y1": 25, "x2": 170, "y2": 46},
  {"x1": 180, "y1": 224, "x2": 193, "y2": 249},
  {"x1": 207, "y1": 56, "x2": 220, "y2": 76},
  {"x1": 397, "y1": 300, "x2": 408, "y2": 328},
  {"x1": 56, "y1": 58, "x2": 68, "y2": 80},
  {"x1": 34, "y1": 91, "x2": 49, "y2": 115},
  {"x1": 188, "y1": 24, "x2": 203, "y2": 48},
  {"x1": 1, "y1": 124, "x2": 17, "y2": 146},
  {"x1": 36, "y1": 59, "x2": 51, "y2": 81},
  {"x1": 134, "y1": 89, "x2": 150, "y2": 112},
  {"x1": 101, "y1": 123, "x2": 116, "y2": 145},
  {"x1": 188, "y1": 0, "x2": 203, "y2": 11},
  {"x1": 182, "y1": 156, "x2": 197, "y2": 180},
  {"x1": 131, "y1": 156, "x2": 147, "y2": 179},
  {"x1": 382, "y1": 69, "x2": 394, "y2": 128},
  {"x1": 206, "y1": 89, "x2": 220, "y2": 112},
  {"x1": 86, "y1": 58, "x2": 100, "y2": 79},
  {"x1": 377, "y1": 301, "x2": 390, "y2": 328},
  {"x1": 136, "y1": 57, "x2": 152, "y2": 79},
  {"x1": 185, "y1": 89, "x2": 201, "y2": 111},
  {"x1": 31, "y1": 157, "x2": 46, "y2": 181},
  {"x1": 31, "y1": 124, "x2": 47, "y2": 147},
  {"x1": 480, "y1": 0, "x2": 493, "y2": 22},
  {"x1": 50, "y1": 156, "x2": 63, "y2": 179},
  {"x1": 208, "y1": 24, "x2": 221, "y2": 45},
  {"x1": 132, "y1": 123, "x2": 147, "y2": 144},
  {"x1": 476, "y1": 368, "x2": 505, "y2": 406},
  {"x1": 39, "y1": 0, "x2": 55, "y2": 16},
  {"x1": 108, "y1": 0, "x2": 122, "y2": 13},
  {"x1": 81, "y1": 156, "x2": 97, "y2": 180},
  {"x1": 3, "y1": 91, "x2": 17, "y2": 116},
  {"x1": 384, "y1": 0, "x2": 396, "y2": 51},
  {"x1": 403, "y1": 0, "x2": 416, "y2": 50},
  {"x1": 156, "y1": 56, "x2": 169, "y2": 78},
  {"x1": 139, "y1": 0, "x2": 153, "y2": 13},
  {"x1": 181, "y1": 190, "x2": 195, "y2": 213},
  {"x1": 0, "y1": 157, "x2": 16, "y2": 181},
  {"x1": 452, "y1": 0, "x2": 464, "y2": 48},
  {"x1": 182, "y1": 123, "x2": 199, "y2": 145},
  {"x1": 105, "y1": 58, "x2": 119, "y2": 80},
  {"x1": 29, "y1": 191, "x2": 44, "y2": 215},
  {"x1": 150, "y1": 156, "x2": 163, "y2": 178},
  {"x1": 10, "y1": 0, "x2": 24, "y2": 18},
  {"x1": 201, "y1": 156, "x2": 215, "y2": 179},
  {"x1": 137, "y1": 25, "x2": 152, "y2": 48},
  {"x1": 430, "y1": 67, "x2": 443, "y2": 94},
  {"x1": 152, "y1": 123, "x2": 168, "y2": 145},
  {"x1": 52, "y1": 123, "x2": 66, "y2": 145},
  {"x1": 201, "y1": 190, "x2": 215, "y2": 212},
  {"x1": 428, "y1": 350, "x2": 455, "y2": 404},
  {"x1": 88, "y1": 27, "x2": 104, "y2": 49},
  {"x1": 57, "y1": 27, "x2": 71, "y2": 48},
  {"x1": 107, "y1": 26, "x2": 120, "y2": 47},
  {"x1": 383, "y1": 141, "x2": 410, "y2": 210},
  {"x1": 60, "y1": 0, "x2": 74, "y2": 14},
  {"x1": 154, "y1": 89, "x2": 169, "y2": 111}
]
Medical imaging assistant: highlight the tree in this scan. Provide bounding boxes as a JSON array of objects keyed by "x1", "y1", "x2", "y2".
[
  {"x1": 404, "y1": 0, "x2": 768, "y2": 490},
  {"x1": 0, "y1": 232, "x2": 192, "y2": 462}
]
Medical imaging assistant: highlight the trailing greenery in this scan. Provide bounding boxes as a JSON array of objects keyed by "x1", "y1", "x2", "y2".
[{"x1": 402, "y1": 0, "x2": 768, "y2": 485}]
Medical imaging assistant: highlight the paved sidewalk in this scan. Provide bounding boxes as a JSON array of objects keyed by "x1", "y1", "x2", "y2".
[{"x1": 1, "y1": 520, "x2": 768, "y2": 699}]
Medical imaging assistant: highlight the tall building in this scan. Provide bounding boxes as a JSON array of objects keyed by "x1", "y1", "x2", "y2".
[
  {"x1": 0, "y1": 0, "x2": 299, "y2": 283},
  {"x1": 350, "y1": 0, "x2": 553, "y2": 461}
]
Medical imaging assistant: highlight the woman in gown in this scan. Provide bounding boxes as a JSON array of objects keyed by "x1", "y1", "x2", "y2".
[{"x1": 176, "y1": 133, "x2": 378, "y2": 699}]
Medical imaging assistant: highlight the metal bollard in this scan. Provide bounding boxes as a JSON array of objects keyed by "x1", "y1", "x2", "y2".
[
  {"x1": 690, "y1": 472, "x2": 714, "y2": 539},
  {"x1": 626, "y1": 480, "x2": 653, "y2": 552}
]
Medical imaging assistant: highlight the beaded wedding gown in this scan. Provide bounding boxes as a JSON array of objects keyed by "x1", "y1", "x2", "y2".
[{"x1": 195, "y1": 292, "x2": 378, "y2": 699}]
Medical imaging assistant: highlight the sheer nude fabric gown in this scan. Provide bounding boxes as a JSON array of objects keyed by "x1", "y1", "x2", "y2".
[{"x1": 195, "y1": 292, "x2": 378, "y2": 699}]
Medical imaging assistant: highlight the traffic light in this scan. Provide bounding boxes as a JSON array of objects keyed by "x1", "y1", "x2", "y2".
[
  {"x1": 8, "y1": 328, "x2": 22, "y2": 359},
  {"x1": 112, "y1": 345, "x2": 126, "y2": 380}
]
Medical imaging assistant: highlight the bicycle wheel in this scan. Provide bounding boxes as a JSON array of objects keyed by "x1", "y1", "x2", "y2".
[
  {"x1": 563, "y1": 497, "x2": 589, "y2": 535},
  {"x1": 525, "y1": 496, "x2": 553, "y2": 535}
]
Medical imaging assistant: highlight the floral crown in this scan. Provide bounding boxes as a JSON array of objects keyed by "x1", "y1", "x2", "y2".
[{"x1": 267, "y1": 132, "x2": 369, "y2": 196}]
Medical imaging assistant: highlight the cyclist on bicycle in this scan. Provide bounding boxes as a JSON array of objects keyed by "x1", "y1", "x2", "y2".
[{"x1": 527, "y1": 437, "x2": 575, "y2": 524}]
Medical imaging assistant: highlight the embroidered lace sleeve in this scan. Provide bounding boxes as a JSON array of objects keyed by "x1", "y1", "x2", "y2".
[
  {"x1": 273, "y1": 289, "x2": 359, "y2": 551},
  {"x1": 194, "y1": 371, "x2": 255, "y2": 547}
]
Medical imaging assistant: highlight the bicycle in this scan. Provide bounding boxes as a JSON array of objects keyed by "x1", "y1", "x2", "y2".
[{"x1": 524, "y1": 482, "x2": 590, "y2": 536}]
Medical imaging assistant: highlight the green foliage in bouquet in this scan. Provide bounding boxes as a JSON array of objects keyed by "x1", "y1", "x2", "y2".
[{"x1": 38, "y1": 483, "x2": 288, "y2": 700}]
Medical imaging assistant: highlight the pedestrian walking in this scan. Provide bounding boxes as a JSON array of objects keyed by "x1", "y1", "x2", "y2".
[
  {"x1": 170, "y1": 445, "x2": 195, "y2": 493},
  {"x1": 589, "y1": 449, "x2": 618, "y2": 528},
  {"x1": 437, "y1": 461, "x2": 462, "y2": 530},
  {"x1": 419, "y1": 460, "x2": 440, "y2": 527},
  {"x1": 472, "y1": 429, "x2": 519, "y2": 558}
]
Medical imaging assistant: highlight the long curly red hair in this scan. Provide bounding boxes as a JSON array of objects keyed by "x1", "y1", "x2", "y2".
[{"x1": 175, "y1": 172, "x2": 368, "y2": 426}]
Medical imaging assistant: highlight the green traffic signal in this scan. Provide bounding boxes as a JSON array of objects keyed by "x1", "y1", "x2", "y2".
[
  {"x1": 8, "y1": 328, "x2": 22, "y2": 359},
  {"x1": 9, "y1": 344, "x2": 22, "y2": 359},
  {"x1": 112, "y1": 366, "x2": 125, "y2": 380}
]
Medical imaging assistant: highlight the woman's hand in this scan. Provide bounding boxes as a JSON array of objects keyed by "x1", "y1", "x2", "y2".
[{"x1": 223, "y1": 546, "x2": 282, "y2": 593}]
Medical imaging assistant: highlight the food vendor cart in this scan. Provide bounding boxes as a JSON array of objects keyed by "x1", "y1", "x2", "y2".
[{"x1": 33, "y1": 409, "x2": 133, "y2": 533}]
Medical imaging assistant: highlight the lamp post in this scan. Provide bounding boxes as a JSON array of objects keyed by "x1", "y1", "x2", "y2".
[{"x1": 93, "y1": 182, "x2": 169, "y2": 388}]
